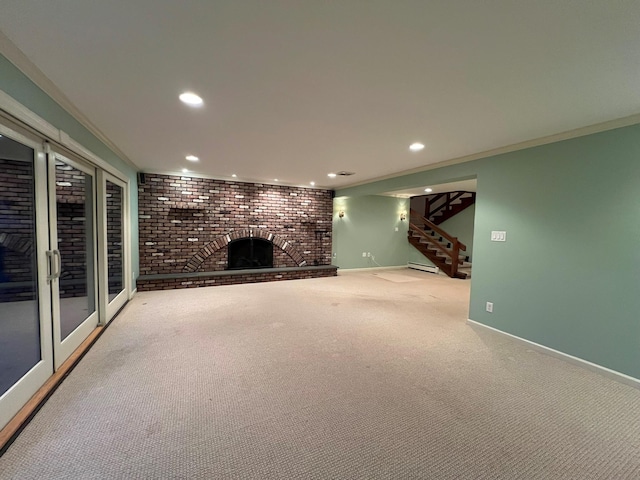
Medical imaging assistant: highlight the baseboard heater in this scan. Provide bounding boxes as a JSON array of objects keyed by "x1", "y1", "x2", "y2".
[{"x1": 407, "y1": 262, "x2": 439, "y2": 274}]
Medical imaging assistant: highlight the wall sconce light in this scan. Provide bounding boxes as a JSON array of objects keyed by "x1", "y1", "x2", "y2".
[
  {"x1": 400, "y1": 212, "x2": 407, "y2": 221},
  {"x1": 338, "y1": 210, "x2": 345, "y2": 218}
]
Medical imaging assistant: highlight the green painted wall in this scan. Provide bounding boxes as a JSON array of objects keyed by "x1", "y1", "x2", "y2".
[
  {"x1": 440, "y1": 204, "x2": 475, "y2": 260},
  {"x1": 332, "y1": 195, "x2": 409, "y2": 269},
  {"x1": 0, "y1": 54, "x2": 140, "y2": 282},
  {"x1": 406, "y1": 245, "x2": 436, "y2": 267},
  {"x1": 336, "y1": 124, "x2": 640, "y2": 380}
]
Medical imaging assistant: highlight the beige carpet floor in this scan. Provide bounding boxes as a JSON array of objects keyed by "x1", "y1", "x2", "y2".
[{"x1": 1, "y1": 268, "x2": 639, "y2": 479}]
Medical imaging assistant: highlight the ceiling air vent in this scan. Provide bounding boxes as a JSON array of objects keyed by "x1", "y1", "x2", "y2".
[{"x1": 336, "y1": 171, "x2": 355, "y2": 176}]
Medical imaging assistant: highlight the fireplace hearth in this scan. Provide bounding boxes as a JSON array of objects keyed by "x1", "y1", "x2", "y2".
[{"x1": 228, "y1": 238, "x2": 273, "y2": 270}]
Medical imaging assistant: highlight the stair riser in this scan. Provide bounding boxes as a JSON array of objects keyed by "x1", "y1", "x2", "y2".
[
  {"x1": 408, "y1": 233, "x2": 470, "y2": 279},
  {"x1": 408, "y1": 239, "x2": 460, "y2": 277}
]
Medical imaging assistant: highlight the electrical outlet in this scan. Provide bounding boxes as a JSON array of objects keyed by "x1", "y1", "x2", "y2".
[
  {"x1": 395, "y1": 227, "x2": 399, "y2": 231},
  {"x1": 367, "y1": 252, "x2": 371, "y2": 257},
  {"x1": 486, "y1": 302, "x2": 494, "y2": 313},
  {"x1": 362, "y1": 252, "x2": 366, "y2": 257}
]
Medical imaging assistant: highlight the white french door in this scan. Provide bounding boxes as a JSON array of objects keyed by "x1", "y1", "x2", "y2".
[
  {"x1": 0, "y1": 110, "x2": 132, "y2": 432},
  {"x1": 47, "y1": 149, "x2": 100, "y2": 369},
  {"x1": 98, "y1": 171, "x2": 129, "y2": 323},
  {"x1": 0, "y1": 123, "x2": 54, "y2": 430}
]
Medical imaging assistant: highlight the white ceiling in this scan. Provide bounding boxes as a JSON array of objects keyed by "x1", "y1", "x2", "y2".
[{"x1": 1, "y1": 1, "x2": 640, "y2": 189}]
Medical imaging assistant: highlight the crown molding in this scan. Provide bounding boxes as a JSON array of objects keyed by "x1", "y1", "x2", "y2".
[
  {"x1": 142, "y1": 169, "x2": 325, "y2": 190},
  {"x1": 340, "y1": 113, "x2": 640, "y2": 190},
  {"x1": 0, "y1": 31, "x2": 138, "y2": 171}
]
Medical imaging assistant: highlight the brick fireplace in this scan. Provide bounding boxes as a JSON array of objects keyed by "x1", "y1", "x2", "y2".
[{"x1": 136, "y1": 173, "x2": 337, "y2": 291}]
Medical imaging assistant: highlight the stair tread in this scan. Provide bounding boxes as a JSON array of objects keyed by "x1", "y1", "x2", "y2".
[{"x1": 408, "y1": 216, "x2": 472, "y2": 279}]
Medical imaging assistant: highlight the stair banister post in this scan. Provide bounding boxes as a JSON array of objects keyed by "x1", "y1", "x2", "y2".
[{"x1": 451, "y1": 239, "x2": 460, "y2": 278}]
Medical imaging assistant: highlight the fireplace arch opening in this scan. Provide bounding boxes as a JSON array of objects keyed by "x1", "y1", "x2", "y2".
[
  {"x1": 183, "y1": 229, "x2": 307, "y2": 273},
  {"x1": 227, "y1": 238, "x2": 273, "y2": 270}
]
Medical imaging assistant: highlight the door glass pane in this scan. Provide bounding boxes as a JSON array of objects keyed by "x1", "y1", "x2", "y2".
[
  {"x1": 106, "y1": 181, "x2": 123, "y2": 301},
  {"x1": 56, "y1": 160, "x2": 96, "y2": 340},
  {"x1": 0, "y1": 135, "x2": 41, "y2": 396}
]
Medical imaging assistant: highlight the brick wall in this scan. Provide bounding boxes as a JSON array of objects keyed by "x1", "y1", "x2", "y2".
[
  {"x1": 138, "y1": 174, "x2": 333, "y2": 276},
  {"x1": 0, "y1": 158, "x2": 95, "y2": 302},
  {"x1": 55, "y1": 162, "x2": 91, "y2": 298},
  {"x1": 56, "y1": 167, "x2": 126, "y2": 298},
  {"x1": 0, "y1": 158, "x2": 37, "y2": 302},
  {"x1": 106, "y1": 180, "x2": 124, "y2": 295}
]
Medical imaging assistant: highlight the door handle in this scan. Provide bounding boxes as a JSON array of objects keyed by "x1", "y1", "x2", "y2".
[
  {"x1": 46, "y1": 249, "x2": 62, "y2": 282},
  {"x1": 53, "y1": 249, "x2": 62, "y2": 280},
  {"x1": 46, "y1": 250, "x2": 55, "y2": 282}
]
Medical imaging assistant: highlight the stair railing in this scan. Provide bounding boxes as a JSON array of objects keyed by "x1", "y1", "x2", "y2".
[
  {"x1": 426, "y1": 192, "x2": 467, "y2": 219},
  {"x1": 409, "y1": 209, "x2": 467, "y2": 278},
  {"x1": 424, "y1": 193, "x2": 446, "y2": 218}
]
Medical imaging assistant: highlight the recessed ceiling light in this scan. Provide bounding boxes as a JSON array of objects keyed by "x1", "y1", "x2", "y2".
[
  {"x1": 274, "y1": 179, "x2": 279, "y2": 182},
  {"x1": 231, "y1": 174, "x2": 237, "y2": 178},
  {"x1": 179, "y1": 92, "x2": 203, "y2": 106},
  {"x1": 185, "y1": 155, "x2": 199, "y2": 162},
  {"x1": 310, "y1": 181, "x2": 315, "y2": 186},
  {"x1": 409, "y1": 142, "x2": 425, "y2": 152},
  {"x1": 327, "y1": 173, "x2": 337, "y2": 178},
  {"x1": 182, "y1": 168, "x2": 189, "y2": 173},
  {"x1": 425, "y1": 188, "x2": 433, "y2": 193}
]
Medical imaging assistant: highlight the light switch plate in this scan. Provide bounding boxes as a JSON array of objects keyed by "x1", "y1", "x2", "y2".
[{"x1": 491, "y1": 231, "x2": 507, "y2": 242}]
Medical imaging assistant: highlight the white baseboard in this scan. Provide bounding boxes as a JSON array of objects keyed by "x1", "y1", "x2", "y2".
[
  {"x1": 338, "y1": 265, "x2": 408, "y2": 273},
  {"x1": 467, "y1": 319, "x2": 640, "y2": 390}
]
